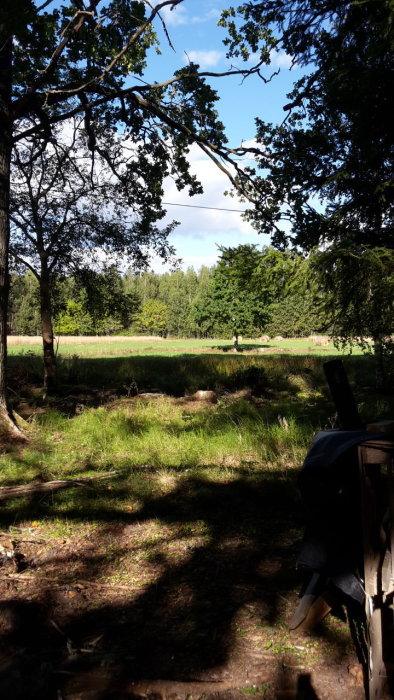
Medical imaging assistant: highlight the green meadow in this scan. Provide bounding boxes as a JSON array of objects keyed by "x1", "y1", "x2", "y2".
[
  {"x1": 0, "y1": 336, "x2": 392, "y2": 696},
  {"x1": 7, "y1": 333, "x2": 365, "y2": 357},
  {"x1": 2, "y1": 336, "x2": 389, "y2": 496}
]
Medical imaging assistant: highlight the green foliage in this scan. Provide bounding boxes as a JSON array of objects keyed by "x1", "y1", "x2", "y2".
[
  {"x1": 220, "y1": 0, "x2": 394, "y2": 373},
  {"x1": 9, "y1": 271, "x2": 41, "y2": 335},
  {"x1": 9, "y1": 252, "x2": 328, "y2": 341},
  {"x1": 2, "y1": 0, "x2": 240, "y2": 397},
  {"x1": 265, "y1": 294, "x2": 322, "y2": 338},
  {"x1": 134, "y1": 299, "x2": 169, "y2": 336},
  {"x1": 55, "y1": 300, "x2": 93, "y2": 336},
  {"x1": 193, "y1": 246, "x2": 271, "y2": 342},
  {"x1": 232, "y1": 1, "x2": 394, "y2": 250},
  {"x1": 158, "y1": 268, "x2": 200, "y2": 337},
  {"x1": 309, "y1": 247, "x2": 394, "y2": 345},
  {"x1": 77, "y1": 266, "x2": 140, "y2": 334}
]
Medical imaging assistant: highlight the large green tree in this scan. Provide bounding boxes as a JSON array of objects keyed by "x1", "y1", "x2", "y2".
[
  {"x1": 135, "y1": 298, "x2": 169, "y2": 336},
  {"x1": 193, "y1": 245, "x2": 271, "y2": 349},
  {"x1": 225, "y1": 0, "x2": 394, "y2": 249},
  {"x1": 308, "y1": 247, "x2": 394, "y2": 388},
  {"x1": 157, "y1": 268, "x2": 199, "y2": 337},
  {"x1": 77, "y1": 266, "x2": 140, "y2": 336},
  {"x1": 10, "y1": 120, "x2": 173, "y2": 391},
  {"x1": 0, "y1": 0, "x2": 261, "y2": 432},
  {"x1": 221, "y1": 0, "x2": 394, "y2": 379},
  {"x1": 9, "y1": 271, "x2": 40, "y2": 335}
]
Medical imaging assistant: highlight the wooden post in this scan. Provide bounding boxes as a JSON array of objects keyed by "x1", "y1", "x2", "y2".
[{"x1": 323, "y1": 359, "x2": 362, "y2": 429}]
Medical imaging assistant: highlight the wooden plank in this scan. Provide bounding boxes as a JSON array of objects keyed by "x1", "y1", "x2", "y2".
[
  {"x1": 358, "y1": 438, "x2": 394, "y2": 699},
  {"x1": 367, "y1": 420, "x2": 394, "y2": 434},
  {"x1": 358, "y1": 445, "x2": 383, "y2": 699},
  {"x1": 323, "y1": 359, "x2": 362, "y2": 429}
]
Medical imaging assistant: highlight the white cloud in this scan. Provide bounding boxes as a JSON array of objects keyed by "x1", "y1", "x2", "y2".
[
  {"x1": 269, "y1": 50, "x2": 294, "y2": 69},
  {"x1": 239, "y1": 138, "x2": 258, "y2": 149},
  {"x1": 160, "y1": 5, "x2": 189, "y2": 27},
  {"x1": 163, "y1": 144, "x2": 251, "y2": 237},
  {"x1": 160, "y1": 6, "x2": 220, "y2": 27},
  {"x1": 157, "y1": 142, "x2": 275, "y2": 270},
  {"x1": 248, "y1": 49, "x2": 295, "y2": 70},
  {"x1": 149, "y1": 252, "x2": 218, "y2": 273},
  {"x1": 184, "y1": 49, "x2": 224, "y2": 68}
]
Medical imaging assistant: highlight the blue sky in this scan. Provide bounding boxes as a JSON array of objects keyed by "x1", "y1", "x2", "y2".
[{"x1": 143, "y1": 0, "x2": 299, "y2": 271}]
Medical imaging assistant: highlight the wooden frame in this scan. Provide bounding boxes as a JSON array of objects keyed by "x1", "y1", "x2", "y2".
[{"x1": 359, "y1": 435, "x2": 394, "y2": 699}]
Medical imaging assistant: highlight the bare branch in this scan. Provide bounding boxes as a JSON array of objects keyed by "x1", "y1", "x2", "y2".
[
  {"x1": 33, "y1": 11, "x2": 94, "y2": 92},
  {"x1": 35, "y1": 0, "x2": 57, "y2": 11},
  {"x1": 10, "y1": 252, "x2": 40, "y2": 279}
]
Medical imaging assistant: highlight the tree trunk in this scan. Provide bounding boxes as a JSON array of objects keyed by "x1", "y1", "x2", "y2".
[
  {"x1": 0, "y1": 27, "x2": 20, "y2": 435},
  {"x1": 373, "y1": 336, "x2": 385, "y2": 391},
  {"x1": 233, "y1": 332, "x2": 239, "y2": 351},
  {"x1": 39, "y1": 260, "x2": 56, "y2": 394}
]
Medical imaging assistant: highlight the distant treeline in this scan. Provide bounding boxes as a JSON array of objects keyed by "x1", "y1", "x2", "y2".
[{"x1": 9, "y1": 252, "x2": 325, "y2": 339}]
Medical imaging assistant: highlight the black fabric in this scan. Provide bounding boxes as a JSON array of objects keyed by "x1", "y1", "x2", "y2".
[{"x1": 302, "y1": 430, "x2": 390, "y2": 470}]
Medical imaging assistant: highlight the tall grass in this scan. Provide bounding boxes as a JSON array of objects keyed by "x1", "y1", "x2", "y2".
[
  {"x1": 8, "y1": 348, "x2": 344, "y2": 392},
  {"x1": 8, "y1": 346, "x2": 380, "y2": 403},
  {"x1": 1, "y1": 396, "x2": 315, "y2": 484},
  {"x1": 2, "y1": 345, "x2": 393, "y2": 523}
]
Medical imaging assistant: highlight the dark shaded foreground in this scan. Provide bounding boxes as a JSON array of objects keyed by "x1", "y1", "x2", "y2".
[{"x1": 0, "y1": 469, "x2": 366, "y2": 700}]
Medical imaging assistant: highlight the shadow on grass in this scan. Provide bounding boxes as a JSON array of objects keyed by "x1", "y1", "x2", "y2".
[
  {"x1": 7, "y1": 351, "x2": 386, "y2": 423},
  {"x1": 7, "y1": 351, "x2": 358, "y2": 397},
  {"x1": 210, "y1": 343, "x2": 270, "y2": 352},
  {"x1": 8, "y1": 352, "x2": 392, "y2": 437},
  {"x1": 1, "y1": 352, "x2": 390, "y2": 697},
  {"x1": 0, "y1": 467, "x2": 358, "y2": 700}
]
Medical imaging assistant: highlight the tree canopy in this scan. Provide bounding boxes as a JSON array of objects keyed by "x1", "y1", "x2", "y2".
[
  {"x1": 220, "y1": 0, "x2": 394, "y2": 379},
  {"x1": 193, "y1": 245, "x2": 283, "y2": 348},
  {"x1": 220, "y1": 0, "x2": 394, "y2": 249},
  {"x1": 10, "y1": 117, "x2": 178, "y2": 389}
]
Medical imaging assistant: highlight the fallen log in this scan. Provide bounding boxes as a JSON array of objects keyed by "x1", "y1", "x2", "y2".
[{"x1": 0, "y1": 471, "x2": 119, "y2": 501}]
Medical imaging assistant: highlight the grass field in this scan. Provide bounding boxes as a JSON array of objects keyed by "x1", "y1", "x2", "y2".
[
  {"x1": 0, "y1": 336, "x2": 391, "y2": 698},
  {"x1": 7, "y1": 333, "x2": 365, "y2": 357}
]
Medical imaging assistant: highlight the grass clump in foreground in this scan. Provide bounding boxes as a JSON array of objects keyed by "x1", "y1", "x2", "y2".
[{"x1": 0, "y1": 348, "x2": 393, "y2": 697}]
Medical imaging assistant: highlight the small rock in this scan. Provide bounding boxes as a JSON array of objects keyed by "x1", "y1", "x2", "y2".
[
  {"x1": 191, "y1": 390, "x2": 217, "y2": 403},
  {"x1": 348, "y1": 664, "x2": 364, "y2": 685}
]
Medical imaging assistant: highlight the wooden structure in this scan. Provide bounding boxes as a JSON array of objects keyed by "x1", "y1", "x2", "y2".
[
  {"x1": 289, "y1": 361, "x2": 394, "y2": 698},
  {"x1": 359, "y1": 422, "x2": 394, "y2": 699}
]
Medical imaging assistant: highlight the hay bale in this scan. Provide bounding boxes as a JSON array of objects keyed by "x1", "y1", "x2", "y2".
[{"x1": 310, "y1": 335, "x2": 330, "y2": 346}]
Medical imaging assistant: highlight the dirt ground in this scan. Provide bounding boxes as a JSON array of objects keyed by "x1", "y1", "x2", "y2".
[
  {"x1": 0, "y1": 515, "x2": 368, "y2": 700},
  {"x1": 0, "y1": 379, "x2": 382, "y2": 700}
]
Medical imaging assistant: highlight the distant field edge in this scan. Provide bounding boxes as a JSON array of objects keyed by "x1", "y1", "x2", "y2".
[{"x1": 7, "y1": 335, "x2": 162, "y2": 345}]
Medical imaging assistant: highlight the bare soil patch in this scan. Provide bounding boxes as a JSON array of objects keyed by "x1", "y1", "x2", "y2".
[{"x1": 0, "y1": 478, "x2": 366, "y2": 700}]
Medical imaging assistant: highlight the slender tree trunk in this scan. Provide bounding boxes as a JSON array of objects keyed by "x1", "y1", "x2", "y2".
[
  {"x1": 233, "y1": 332, "x2": 239, "y2": 351},
  {"x1": 0, "y1": 27, "x2": 19, "y2": 434},
  {"x1": 39, "y1": 260, "x2": 56, "y2": 394},
  {"x1": 373, "y1": 335, "x2": 385, "y2": 391}
]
